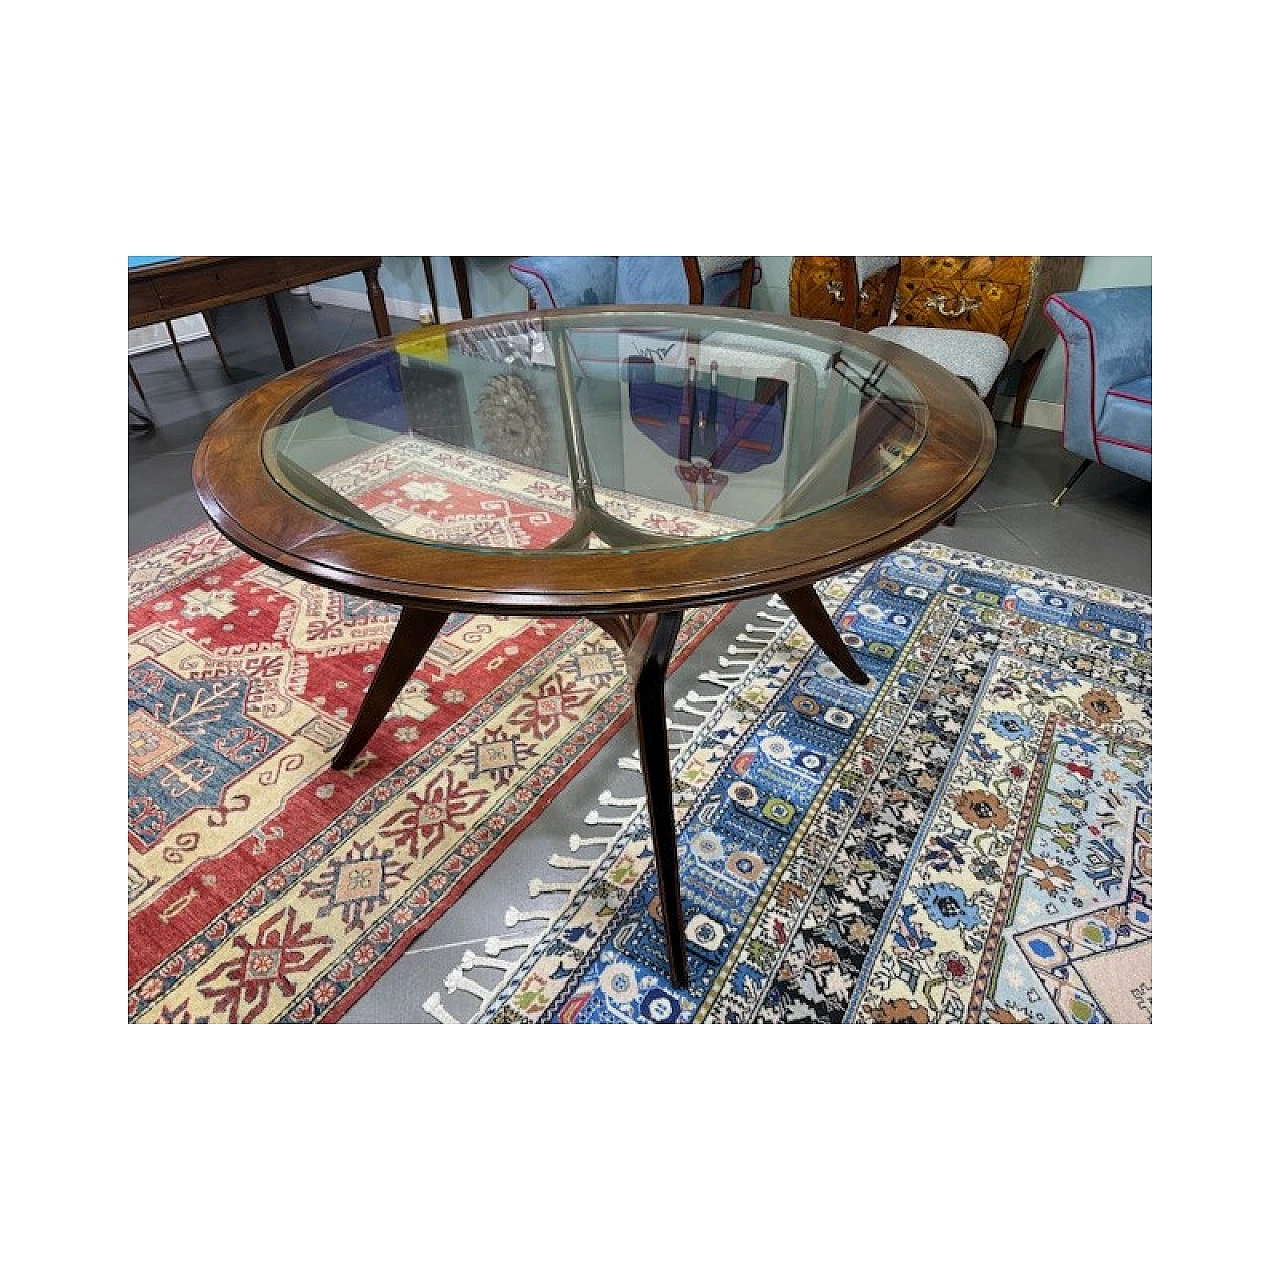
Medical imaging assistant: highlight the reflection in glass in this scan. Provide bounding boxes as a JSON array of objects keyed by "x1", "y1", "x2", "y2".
[{"x1": 263, "y1": 310, "x2": 927, "y2": 554}]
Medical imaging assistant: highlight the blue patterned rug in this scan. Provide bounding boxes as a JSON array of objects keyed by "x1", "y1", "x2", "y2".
[{"x1": 474, "y1": 542, "x2": 1152, "y2": 1024}]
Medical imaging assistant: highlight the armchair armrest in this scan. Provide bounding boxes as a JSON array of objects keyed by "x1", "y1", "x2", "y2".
[{"x1": 1044, "y1": 287, "x2": 1152, "y2": 437}]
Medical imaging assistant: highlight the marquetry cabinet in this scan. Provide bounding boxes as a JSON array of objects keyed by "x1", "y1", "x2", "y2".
[
  {"x1": 788, "y1": 256, "x2": 893, "y2": 331},
  {"x1": 789, "y1": 255, "x2": 1085, "y2": 424},
  {"x1": 893, "y1": 256, "x2": 1084, "y2": 366}
]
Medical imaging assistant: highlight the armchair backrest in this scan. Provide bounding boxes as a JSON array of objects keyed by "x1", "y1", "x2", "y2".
[
  {"x1": 510, "y1": 256, "x2": 755, "y2": 310},
  {"x1": 617, "y1": 256, "x2": 694, "y2": 304}
]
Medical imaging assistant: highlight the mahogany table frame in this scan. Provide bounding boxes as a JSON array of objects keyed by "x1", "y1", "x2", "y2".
[
  {"x1": 128, "y1": 256, "x2": 393, "y2": 372},
  {"x1": 193, "y1": 305, "x2": 996, "y2": 990}
]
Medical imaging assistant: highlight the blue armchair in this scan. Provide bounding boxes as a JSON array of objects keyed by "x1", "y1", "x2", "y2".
[
  {"x1": 509, "y1": 256, "x2": 756, "y2": 310},
  {"x1": 1043, "y1": 286, "x2": 1152, "y2": 505}
]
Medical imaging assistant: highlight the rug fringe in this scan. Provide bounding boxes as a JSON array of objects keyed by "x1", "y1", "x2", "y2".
[
  {"x1": 568, "y1": 832, "x2": 613, "y2": 853},
  {"x1": 548, "y1": 852, "x2": 596, "y2": 869},
  {"x1": 699, "y1": 672, "x2": 740, "y2": 689},
  {"x1": 677, "y1": 690, "x2": 721, "y2": 712},
  {"x1": 503, "y1": 903, "x2": 560, "y2": 927},
  {"x1": 585, "y1": 793, "x2": 647, "y2": 822},
  {"x1": 674, "y1": 694, "x2": 714, "y2": 722},
  {"x1": 461, "y1": 948, "x2": 519, "y2": 978},
  {"x1": 528, "y1": 877, "x2": 580, "y2": 897},
  {"x1": 445, "y1": 967, "x2": 494, "y2": 1001},
  {"x1": 421, "y1": 991, "x2": 461, "y2": 1025},
  {"x1": 618, "y1": 710, "x2": 704, "y2": 768},
  {"x1": 667, "y1": 718, "x2": 704, "y2": 738},
  {"x1": 484, "y1": 934, "x2": 543, "y2": 957}
]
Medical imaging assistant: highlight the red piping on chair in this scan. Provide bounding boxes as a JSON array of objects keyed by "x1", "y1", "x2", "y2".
[
  {"x1": 1108, "y1": 388, "x2": 1152, "y2": 406},
  {"x1": 1098, "y1": 386, "x2": 1152, "y2": 456},
  {"x1": 1044, "y1": 295, "x2": 1101, "y2": 463},
  {"x1": 1095, "y1": 434, "x2": 1151, "y2": 455},
  {"x1": 510, "y1": 264, "x2": 557, "y2": 308}
]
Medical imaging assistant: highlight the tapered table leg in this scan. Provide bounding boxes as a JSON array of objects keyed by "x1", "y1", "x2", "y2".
[
  {"x1": 203, "y1": 310, "x2": 233, "y2": 377},
  {"x1": 264, "y1": 293, "x2": 296, "y2": 370},
  {"x1": 622, "y1": 611, "x2": 689, "y2": 988},
  {"x1": 165, "y1": 320, "x2": 188, "y2": 369},
  {"x1": 128, "y1": 361, "x2": 148, "y2": 403},
  {"x1": 332, "y1": 606, "x2": 450, "y2": 769},
  {"x1": 781, "y1": 585, "x2": 871, "y2": 685}
]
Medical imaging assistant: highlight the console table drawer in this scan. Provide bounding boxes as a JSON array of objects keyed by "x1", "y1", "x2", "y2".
[
  {"x1": 893, "y1": 256, "x2": 1029, "y2": 339},
  {"x1": 155, "y1": 259, "x2": 277, "y2": 310},
  {"x1": 128, "y1": 256, "x2": 383, "y2": 328}
]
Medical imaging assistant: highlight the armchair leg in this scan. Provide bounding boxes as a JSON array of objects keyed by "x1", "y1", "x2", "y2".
[{"x1": 1052, "y1": 459, "x2": 1092, "y2": 506}]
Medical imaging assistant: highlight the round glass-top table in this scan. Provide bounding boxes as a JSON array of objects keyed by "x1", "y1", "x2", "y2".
[{"x1": 194, "y1": 305, "x2": 996, "y2": 986}]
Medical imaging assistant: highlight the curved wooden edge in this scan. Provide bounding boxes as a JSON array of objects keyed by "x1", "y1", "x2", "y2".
[{"x1": 193, "y1": 306, "x2": 996, "y2": 617}]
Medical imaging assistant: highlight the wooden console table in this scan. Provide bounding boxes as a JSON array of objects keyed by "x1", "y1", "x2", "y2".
[{"x1": 127, "y1": 256, "x2": 393, "y2": 371}]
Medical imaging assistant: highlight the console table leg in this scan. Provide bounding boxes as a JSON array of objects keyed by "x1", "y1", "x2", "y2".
[
  {"x1": 204, "y1": 310, "x2": 233, "y2": 377},
  {"x1": 363, "y1": 265, "x2": 392, "y2": 337},
  {"x1": 605, "y1": 611, "x2": 689, "y2": 988},
  {"x1": 165, "y1": 320, "x2": 188, "y2": 369},
  {"x1": 264, "y1": 293, "x2": 296, "y2": 370},
  {"x1": 332, "y1": 606, "x2": 450, "y2": 770},
  {"x1": 128, "y1": 360, "x2": 148, "y2": 404},
  {"x1": 781, "y1": 585, "x2": 871, "y2": 685}
]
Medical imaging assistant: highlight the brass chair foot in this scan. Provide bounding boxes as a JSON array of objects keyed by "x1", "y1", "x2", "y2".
[{"x1": 1053, "y1": 459, "x2": 1092, "y2": 507}]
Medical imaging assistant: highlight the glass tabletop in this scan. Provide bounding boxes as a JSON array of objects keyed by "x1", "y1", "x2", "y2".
[{"x1": 263, "y1": 308, "x2": 929, "y2": 555}]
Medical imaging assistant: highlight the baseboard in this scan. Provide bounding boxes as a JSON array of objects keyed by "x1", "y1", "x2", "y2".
[
  {"x1": 306, "y1": 285, "x2": 465, "y2": 325},
  {"x1": 992, "y1": 395, "x2": 1061, "y2": 432},
  {"x1": 128, "y1": 314, "x2": 211, "y2": 355}
]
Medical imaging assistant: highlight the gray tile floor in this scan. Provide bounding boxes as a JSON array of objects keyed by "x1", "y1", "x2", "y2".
[{"x1": 129, "y1": 292, "x2": 1152, "y2": 1023}]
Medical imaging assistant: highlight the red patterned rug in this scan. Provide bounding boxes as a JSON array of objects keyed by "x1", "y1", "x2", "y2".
[{"x1": 128, "y1": 437, "x2": 734, "y2": 1022}]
